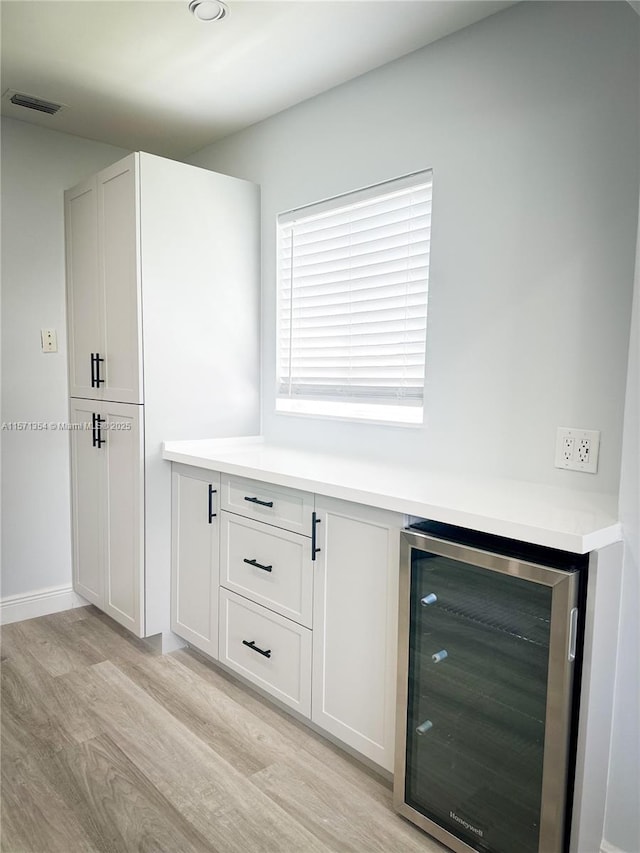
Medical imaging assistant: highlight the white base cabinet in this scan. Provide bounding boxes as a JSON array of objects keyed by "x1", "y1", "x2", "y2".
[{"x1": 171, "y1": 466, "x2": 402, "y2": 772}]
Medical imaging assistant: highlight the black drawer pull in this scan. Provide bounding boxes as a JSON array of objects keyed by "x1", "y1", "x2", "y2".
[
  {"x1": 244, "y1": 496, "x2": 274, "y2": 508},
  {"x1": 242, "y1": 640, "x2": 271, "y2": 658},
  {"x1": 243, "y1": 558, "x2": 272, "y2": 573}
]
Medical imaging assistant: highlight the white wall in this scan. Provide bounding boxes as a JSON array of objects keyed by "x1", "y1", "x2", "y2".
[
  {"x1": 604, "y1": 23, "x2": 640, "y2": 849},
  {"x1": 1, "y1": 118, "x2": 128, "y2": 599},
  {"x1": 604, "y1": 196, "x2": 640, "y2": 853},
  {"x1": 190, "y1": 1, "x2": 639, "y2": 496}
]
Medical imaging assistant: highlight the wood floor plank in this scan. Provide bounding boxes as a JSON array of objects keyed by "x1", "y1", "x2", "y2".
[
  {"x1": 35, "y1": 733, "x2": 219, "y2": 853},
  {"x1": 2, "y1": 613, "x2": 106, "y2": 677},
  {"x1": 249, "y1": 761, "x2": 440, "y2": 853},
  {"x1": 117, "y1": 651, "x2": 400, "y2": 810},
  {"x1": 0, "y1": 621, "x2": 34, "y2": 664},
  {"x1": 173, "y1": 647, "x2": 394, "y2": 805},
  {"x1": 2, "y1": 609, "x2": 438, "y2": 853},
  {"x1": 0, "y1": 625, "x2": 103, "y2": 757},
  {"x1": 116, "y1": 653, "x2": 278, "y2": 776},
  {"x1": 115, "y1": 652, "x2": 438, "y2": 853},
  {"x1": 61, "y1": 660, "x2": 331, "y2": 853},
  {"x1": 1, "y1": 658, "x2": 78, "y2": 760},
  {"x1": 1, "y1": 752, "x2": 100, "y2": 853},
  {"x1": 70, "y1": 606, "x2": 159, "y2": 665}
]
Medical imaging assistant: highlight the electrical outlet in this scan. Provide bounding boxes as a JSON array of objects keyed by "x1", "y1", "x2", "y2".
[
  {"x1": 555, "y1": 427, "x2": 600, "y2": 473},
  {"x1": 577, "y1": 438, "x2": 591, "y2": 464},
  {"x1": 41, "y1": 328, "x2": 57, "y2": 353},
  {"x1": 562, "y1": 436, "x2": 574, "y2": 463}
]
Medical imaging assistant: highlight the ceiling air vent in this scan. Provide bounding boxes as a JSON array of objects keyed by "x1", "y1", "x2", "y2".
[{"x1": 8, "y1": 92, "x2": 62, "y2": 115}]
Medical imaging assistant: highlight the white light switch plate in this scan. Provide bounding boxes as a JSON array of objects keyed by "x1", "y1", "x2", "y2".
[{"x1": 555, "y1": 427, "x2": 600, "y2": 473}]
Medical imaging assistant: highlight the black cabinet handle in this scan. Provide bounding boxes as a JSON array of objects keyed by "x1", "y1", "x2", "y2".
[
  {"x1": 242, "y1": 640, "x2": 271, "y2": 658},
  {"x1": 311, "y1": 511, "x2": 321, "y2": 561},
  {"x1": 208, "y1": 484, "x2": 217, "y2": 523},
  {"x1": 92, "y1": 413, "x2": 105, "y2": 449},
  {"x1": 96, "y1": 353, "x2": 105, "y2": 386},
  {"x1": 95, "y1": 413, "x2": 105, "y2": 448},
  {"x1": 92, "y1": 352, "x2": 105, "y2": 387},
  {"x1": 244, "y1": 496, "x2": 274, "y2": 508},
  {"x1": 243, "y1": 558, "x2": 272, "y2": 573},
  {"x1": 91, "y1": 412, "x2": 98, "y2": 447}
]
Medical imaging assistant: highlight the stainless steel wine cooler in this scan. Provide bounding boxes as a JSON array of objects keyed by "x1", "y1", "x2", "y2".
[{"x1": 395, "y1": 522, "x2": 587, "y2": 853}]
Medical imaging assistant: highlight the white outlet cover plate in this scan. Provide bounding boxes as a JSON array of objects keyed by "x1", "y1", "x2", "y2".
[
  {"x1": 41, "y1": 328, "x2": 57, "y2": 352},
  {"x1": 555, "y1": 427, "x2": 600, "y2": 473}
]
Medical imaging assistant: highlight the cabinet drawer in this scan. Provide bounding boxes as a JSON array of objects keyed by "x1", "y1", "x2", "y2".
[
  {"x1": 220, "y1": 474, "x2": 314, "y2": 535},
  {"x1": 219, "y1": 589, "x2": 312, "y2": 717},
  {"x1": 220, "y1": 512, "x2": 313, "y2": 628}
]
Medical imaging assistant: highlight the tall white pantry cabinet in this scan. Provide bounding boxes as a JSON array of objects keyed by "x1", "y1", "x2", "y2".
[{"x1": 65, "y1": 152, "x2": 260, "y2": 642}]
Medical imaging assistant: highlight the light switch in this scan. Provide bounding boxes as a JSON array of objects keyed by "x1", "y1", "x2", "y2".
[{"x1": 41, "y1": 329, "x2": 57, "y2": 352}]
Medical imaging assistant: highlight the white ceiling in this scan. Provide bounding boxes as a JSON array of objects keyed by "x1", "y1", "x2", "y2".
[{"x1": 1, "y1": 0, "x2": 514, "y2": 158}]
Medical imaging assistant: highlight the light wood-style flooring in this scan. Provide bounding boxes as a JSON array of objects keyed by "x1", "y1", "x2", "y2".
[{"x1": 1, "y1": 606, "x2": 441, "y2": 853}]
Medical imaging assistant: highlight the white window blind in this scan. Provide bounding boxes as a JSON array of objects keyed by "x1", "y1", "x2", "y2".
[{"x1": 276, "y1": 170, "x2": 432, "y2": 422}]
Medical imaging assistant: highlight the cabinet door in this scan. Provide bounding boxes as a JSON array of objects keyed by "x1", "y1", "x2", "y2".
[
  {"x1": 171, "y1": 465, "x2": 220, "y2": 658},
  {"x1": 312, "y1": 496, "x2": 402, "y2": 771},
  {"x1": 101, "y1": 401, "x2": 144, "y2": 636},
  {"x1": 69, "y1": 400, "x2": 104, "y2": 606},
  {"x1": 98, "y1": 155, "x2": 143, "y2": 403},
  {"x1": 65, "y1": 179, "x2": 102, "y2": 399}
]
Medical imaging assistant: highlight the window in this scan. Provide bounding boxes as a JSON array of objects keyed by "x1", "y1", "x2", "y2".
[{"x1": 276, "y1": 170, "x2": 432, "y2": 425}]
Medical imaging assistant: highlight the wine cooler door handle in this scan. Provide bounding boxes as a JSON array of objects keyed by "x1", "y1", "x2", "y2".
[{"x1": 568, "y1": 607, "x2": 578, "y2": 661}]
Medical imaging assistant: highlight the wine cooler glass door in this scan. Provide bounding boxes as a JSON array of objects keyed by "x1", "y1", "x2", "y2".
[{"x1": 395, "y1": 533, "x2": 579, "y2": 853}]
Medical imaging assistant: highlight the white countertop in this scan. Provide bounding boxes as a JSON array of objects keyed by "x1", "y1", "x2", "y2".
[{"x1": 162, "y1": 436, "x2": 621, "y2": 554}]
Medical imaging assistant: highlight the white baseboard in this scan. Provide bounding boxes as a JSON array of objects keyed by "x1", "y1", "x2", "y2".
[
  {"x1": 601, "y1": 840, "x2": 628, "y2": 853},
  {"x1": 0, "y1": 584, "x2": 89, "y2": 625}
]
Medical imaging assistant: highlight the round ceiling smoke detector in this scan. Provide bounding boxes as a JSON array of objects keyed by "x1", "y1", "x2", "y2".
[{"x1": 189, "y1": 0, "x2": 228, "y2": 22}]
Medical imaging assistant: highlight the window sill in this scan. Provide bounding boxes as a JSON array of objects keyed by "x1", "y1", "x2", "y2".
[{"x1": 275, "y1": 398, "x2": 423, "y2": 427}]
